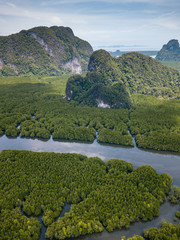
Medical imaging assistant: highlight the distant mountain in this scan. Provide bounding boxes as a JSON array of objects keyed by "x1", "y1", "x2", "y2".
[
  {"x1": 156, "y1": 39, "x2": 180, "y2": 61},
  {"x1": 0, "y1": 26, "x2": 93, "y2": 76},
  {"x1": 109, "y1": 50, "x2": 122, "y2": 57},
  {"x1": 109, "y1": 50, "x2": 158, "y2": 58},
  {"x1": 66, "y1": 50, "x2": 180, "y2": 108}
]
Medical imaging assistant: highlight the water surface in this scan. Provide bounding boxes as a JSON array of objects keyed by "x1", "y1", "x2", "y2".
[
  {"x1": 1, "y1": 135, "x2": 179, "y2": 184},
  {"x1": 0, "y1": 135, "x2": 180, "y2": 239}
]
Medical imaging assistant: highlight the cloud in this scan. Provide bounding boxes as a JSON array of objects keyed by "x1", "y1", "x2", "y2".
[
  {"x1": 7, "y1": 2, "x2": 16, "y2": 8},
  {"x1": 0, "y1": 2, "x2": 64, "y2": 25},
  {"x1": 0, "y1": 0, "x2": 180, "y2": 49},
  {"x1": 41, "y1": 0, "x2": 180, "y2": 6},
  {"x1": 41, "y1": 0, "x2": 171, "y2": 3},
  {"x1": 51, "y1": 16, "x2": 62, "y2": 24},
  {"x1": 153, "y1": 11, "x2": 180, "y2": 30}
]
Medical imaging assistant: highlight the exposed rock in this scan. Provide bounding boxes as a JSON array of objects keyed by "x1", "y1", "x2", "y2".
[
  {"x1": 7, "y1": 63, "x2": 18, "y2": 74},
  {"x1": 96, "y1": 99, "x2": 110, "y2": 108},
  {"x1": 29, "y1": 32, "x2": 55, "y2": 57},
  {"x1": 0, "y1": 58, "x2": 3, "y2": 70},
  {"x1": 64, "y1": 57, "x2": 82, "y2": 74},
  {"x1": 165, "y1": 39, "x2": 179, "y2": 51},
  {"x1": 66, "y1": 50, "x2": 180, "y2": 108},
  {"x1": 156, "y1": 39, "x2": 180, "y2": 61},
  {"x1": 0, "y1": 26, "x2": 93, "y2": 76}
]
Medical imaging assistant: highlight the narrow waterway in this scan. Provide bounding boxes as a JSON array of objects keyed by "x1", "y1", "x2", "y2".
[
  {"x1": 80, "y1": 200, "x2": 180, "y2": 240},
  {"x1": 1, "y1": 135, "x2": 179, "y2": 184},
  {"x1": 0, "y1": 134, "x2": 180, "y2": 239},
  {"x1": 39, "y1": 202, "x2": 71, "y2": 240}
]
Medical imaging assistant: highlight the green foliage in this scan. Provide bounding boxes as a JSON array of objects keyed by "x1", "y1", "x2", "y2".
[
  {"x1": 161, "y1": 61, "x2": 180, "y2": 71},
  {"x1": 0, "y1": 76, "x2": 180, "y2": 152},
  {"x1": 0, "y1": 75, "x2": 134, "y2": 146},
  {"x1": 98, "y1": 128, "x2": 133, "y2": 146},
  {"x1": 121, "y1": 236, "x2": 145, "y2": 240},
  {"x1": 106, "y1": 159, "x2": 133, "y2": 174},
  {"x1": 144, "y1": 221, "x2": 180, "y2": 240},
  {"x1": 121, "y1": 222, "x2": 180, "y2": 240},
  {"x1": 0, "y1": 150, "x2": 173, "y2": 239},
  {"x1": 175, "y1": 211, "x2": 180, "y2": 219},
  {"x1": 116, "y1": 52, "x2": 179, "y2": 98},
  {"x1": 0, "y1": 208, "x2": 41, "y2": 240},
  {"x1": 53, "y1": 126, "x2": 96, "y2": 142},
  {"x1": 66, "y1": 50, "x2": 180, "y2": 108},
  {"x1": 129, "y1": 95, "x2": 180, "y2": 152},
  {"x1": 0, "y1": 26, "x2": 93, "y2": 76},
  {"x1": 169, "y1": 186, "x2": 180, "y2": 204}
]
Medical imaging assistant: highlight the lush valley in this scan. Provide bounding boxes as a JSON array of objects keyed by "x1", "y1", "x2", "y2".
[
  {"x1": 0, "y1": 26, "x2": 93, "y2": 76},
  {"x1": 0, "y1": 77, "x2": 179, "y2": 240},
  {"x1": 0, "y1": 75, "x2": 179, "y2": 152},
  {"x1": 0, "y1": 150, "x2": 174, "y2": 240},
  {"x1": 0, "y1": 30, "x2": 180, "y2": 240}
]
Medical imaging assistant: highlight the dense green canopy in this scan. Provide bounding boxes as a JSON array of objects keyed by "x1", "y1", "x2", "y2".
[
  {"x1": 0, "y1": 150, "x2": 173, "y2": 239},
  {"x1": 66, "y1": 50, "x2": 180, "y2": 108},
  {"x1": 0, "y1": 26, "x2": 93, "y2": 76}
]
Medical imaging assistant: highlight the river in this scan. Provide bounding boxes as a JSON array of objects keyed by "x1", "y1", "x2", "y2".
[{"x1": 0, "y1": 135, "x2": 179, "y2": 239}]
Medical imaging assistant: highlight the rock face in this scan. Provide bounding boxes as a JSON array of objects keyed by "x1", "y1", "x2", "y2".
[
  {"x1": 156, "y1": 39, "x2": 180, "y2": 61},
  {"x1": 64, "y1": 57, "x2": 82, "y2": 74},
  {"x1": 0, "y1": 26, "x2": 93, "y2": 76},
  {"x1": 66, "y1": 49, "x2": 180, "y2": 108},
  {"x1": 0, "y1": 58, "x2": 3, "y2": 70}
]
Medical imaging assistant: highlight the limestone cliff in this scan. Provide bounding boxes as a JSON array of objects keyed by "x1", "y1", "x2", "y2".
[
  {"x1": 66, "y1": 50, "x2": 180, "y2": 108},
  {"x1": 156, "y1": 39, "x2": 180, "y2": 61},
  {"x1": 0, "y1": 26, "x2": 93, "y2": 76}
]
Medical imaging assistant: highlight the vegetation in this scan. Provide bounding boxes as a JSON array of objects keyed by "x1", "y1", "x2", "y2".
[
  {"x1": 0, "y1": 26, "x2": 93, "y2": 76},
  {"x1": 121, "y1": 236, "x2": 144, "y2": 240},
  {"x1": 0, "y1": 76, "x2": 180, "y2": 152},
  {"x1": 0, "y1": 150, "x2": 173, "y2": 239},
  {"x1": 161, "y1": 61, "x2": 180, "y2": 71},
  {"x1": 0, "y1": 75, "x2": 133, "y2": 146},
  {"x1": 143, "y1": 221, "x2": 180, "y2": 240},
  {"x1": 168, "y1": 186, "x2": 180, "y2": 204},
  {"x1": 121, "y1": 222, "x2": 180, "y2": 240},
  {"x1": 175, "y1": 211, "x2": 180, "y2": 219},
  {"x1": 0, "y1": 208, "x2": 41, "y2": 240},
  {"x1": 66, "y1": 50, "x2": 180, "y2": 108},
  {"x1": 129, "y1": 95, "x2": 180, "y2": 152}
]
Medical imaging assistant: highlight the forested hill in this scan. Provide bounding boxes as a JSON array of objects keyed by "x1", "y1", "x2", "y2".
[
  {"x1": 66, "y1": 50, "x2": 180, "y2": 108},
  {"x1": 156, "y1": 39, "x2": 180, "y2": 61},
  {"x1": 0, "y1": 26, "x2": 93, "y2": 76}
]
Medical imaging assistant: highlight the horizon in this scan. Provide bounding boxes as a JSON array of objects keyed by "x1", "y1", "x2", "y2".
[{"x1": 0, "y1": 0, "x2": 180, "y2": 50}]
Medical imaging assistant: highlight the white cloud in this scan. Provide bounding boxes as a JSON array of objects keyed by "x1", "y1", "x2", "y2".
[
  {"x1": 7, "y1": 2, "x2": 16, "y2": 8},
  {"x1": 0, "y1": 2, "x2": 63, "y2": 24},
  {"x1": 153, "y1": 12, "x2": 180, "y2": 30},
  {"x1": 0, "y1": 0, "x2": 180, "y2": 49},
  {"x1": 41, "y1": 0, "x2": 180, "y2": 6},
  {"x1": 156, "y1": 22, "x2": 180, "y2": 30},
  {"x1": 51, "y1": 16, "x2": 62, "y2": 24}
]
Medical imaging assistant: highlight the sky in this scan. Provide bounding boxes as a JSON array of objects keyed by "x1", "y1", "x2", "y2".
[{"x1": 0, "y1": 0, "x2": 180, "y2": 51}]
